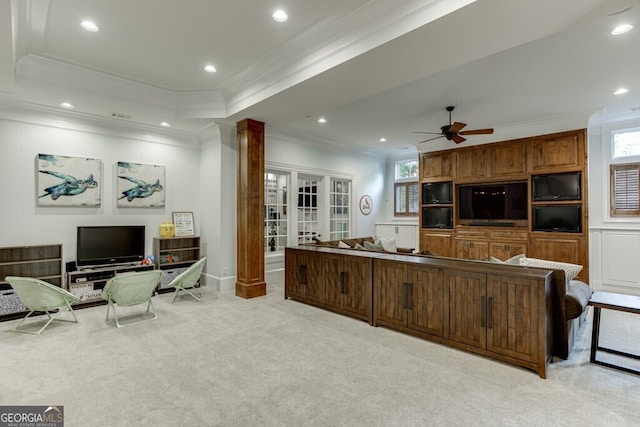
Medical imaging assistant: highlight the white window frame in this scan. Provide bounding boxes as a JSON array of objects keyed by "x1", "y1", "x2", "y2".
[{"x1": 393, "y1": 158, "x2": 419, "y2": 217}]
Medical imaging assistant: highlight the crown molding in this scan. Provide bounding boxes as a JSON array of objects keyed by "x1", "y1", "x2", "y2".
[
  {"x1": 222, "y1": 0, "x2": 476, "y2": 116},
  {"x1": 0, "y1": 98, "x2": 202, "y2": 146},
  {"x1": 15, "y1": 55, "x2": 227, "y2": 116}
]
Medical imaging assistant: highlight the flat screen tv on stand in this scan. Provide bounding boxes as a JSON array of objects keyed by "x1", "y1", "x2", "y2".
[{"x1": 76, "y1": 225, "x2": 145, "y2": 269}]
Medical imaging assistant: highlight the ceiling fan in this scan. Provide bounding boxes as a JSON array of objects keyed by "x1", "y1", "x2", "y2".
[{"x1": 414, "y1": 106, "x2": 494, "y2": 144}]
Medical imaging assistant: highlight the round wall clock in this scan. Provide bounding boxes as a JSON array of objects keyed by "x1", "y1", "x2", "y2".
[{"x1": 359, "y1": 195, "x2": 373, "y2": 215}]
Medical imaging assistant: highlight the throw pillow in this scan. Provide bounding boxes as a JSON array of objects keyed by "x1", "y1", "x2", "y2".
[
  {"x1": 378, "y1": 237, "x2": 397, "y2": 253},
  {"x1": 490, "y1": 254, "x2": 525, "y2": 265},
  {"x1": 363, "y1": 240, "x2": 383, "y2": 251},
  {"x1": 337, "y1": 240, "x2": 351, "y2": 249},
  {"x1": 354, "y1": 243, "x2": 365, "y2": 250},
  {"x1": 518, "y1": 257, "x2": 583, "y2": 282}
]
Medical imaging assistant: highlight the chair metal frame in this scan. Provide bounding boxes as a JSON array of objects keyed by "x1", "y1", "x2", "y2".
[
  {"x1": 102, "y1": 270, "x2": 162, "y2": 328},
  {"x1": 5, "y1": 276, "x2": 80, "y2": 335},
  {"x1": 168, "y1": 257, "x2": 206, "y2": 304}
]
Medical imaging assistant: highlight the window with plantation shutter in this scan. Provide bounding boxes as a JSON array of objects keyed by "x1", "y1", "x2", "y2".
[
  {"x1": 394, "y1": 182, "x2": 419, "y2": 216},
  {"x1": 611, "y1": 163, "x2": 640, "y2": 216}
]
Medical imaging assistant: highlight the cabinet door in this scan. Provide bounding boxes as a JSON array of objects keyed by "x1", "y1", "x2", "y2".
[
  {"x1": 491, "y1": 141, "x2": 527, "y2": 178},
  {"x1": 374, "y1": 259, "x2": 407, "y2": 327},
  {"x1": 444, "y1": 270, "x2": 486, "y2": 348},
  {"x1": 529, "y1": 132, "x2": 585, "y2": 172},
  {"x1": 455, "y1": 148, "x2": 488, "y2": 181},
  {"x1": 407, "y1": 265, "x2": 444, "y2": 337},
  {"x1": 489, "y1": 241, "x2": 527, "y2": 261},
  {"x1": 486, "y1": 275, "x2": 539, "y2": 363},
  {"x1": 304, "y1": 252, "x2": 325, "y2": 303},
  {"x1": 420, "y1": 231, "x2": 453, "y2": 257},
  {"x1": 531, "y1": 235, "x2": 587, "y2": 281},
  {"x1": 455, "y1": 239, "x2": 489, "y2": 260},
  {"x1": 323, "y1": 254, "x2": 344, "y2": 308},
  {"x1": 284, "y1": 250, "x2": 304, "y2": 298},
  {"x1": 342, "y1": 256, "x2": 373, "y2": 317},
  {"x1": 421, "y1": 152, "x2": 453, "y2": 180},
  {"x1": 375, "y1": 225, "x2": 396, "y2": 240},
  {"x1": 395, "y1": 225, "x2": 418, "y2": 250}
]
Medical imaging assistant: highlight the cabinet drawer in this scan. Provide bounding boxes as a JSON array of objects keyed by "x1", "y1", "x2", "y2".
[
  {"x1": 490, "y1": 230, "x2": 528, "y2": 241},
  {"x1": 456, "y1": 229, "x2": 489, "y2": 239}
]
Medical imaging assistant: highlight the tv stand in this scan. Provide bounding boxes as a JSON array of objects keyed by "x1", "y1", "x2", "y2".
[{"x1": 67, "y1": 263, "x2": 154, "y2": 306}]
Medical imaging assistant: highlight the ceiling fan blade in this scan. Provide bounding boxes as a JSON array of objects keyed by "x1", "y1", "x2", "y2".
[
  {"x1": 459, "y1": 128, "x2": 494, "y2": 135},
  {"x1": 452, "y1": 134, "x2": 466, "y2": 144},
  {"x1": 449, "y1": 122, "x2": 467, "y2": 134},
  {"x1": 418, "y1": 135, "x2": 445, "y2": 143},
  {"x1": 412, "y1": 131, "x2": 443, "y2": 135}
]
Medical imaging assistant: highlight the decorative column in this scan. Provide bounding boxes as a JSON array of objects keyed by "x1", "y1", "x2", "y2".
[{"x1": 235, "y1": 118, "x2": 267, "y2": 298}]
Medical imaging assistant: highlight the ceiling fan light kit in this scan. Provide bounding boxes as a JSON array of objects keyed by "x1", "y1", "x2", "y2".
[{"x1": 414, "y1": 106, "x2": 494, "y2": 144}]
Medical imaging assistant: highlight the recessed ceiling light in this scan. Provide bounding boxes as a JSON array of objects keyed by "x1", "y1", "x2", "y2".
[
  {"x1": 272, "y1": 10, "x2": 288, "y2": 23},
  {"x1": 612, "y1": 24, "x2": 633, "y2": 35},
  {"x1": 204, "y1": 64, "x2": 217, "y2": 73},
  {"x1": 379, "y1": 138, "x2": 387, "y2": 143},
  {"x1": 81, "y1": 20, "x2": 99, "y2": 32},
  {"x1": 317, "y1": 117, "x2": 327, "y2": 124},
  {"x1": 160, "y1": 122, "x2": 171, "y2": 127},
  {"x1": 614, "y1": 88, "x2": 629, "y2": 95},
  {"x1": 60, "y1": 102, "x2": 74, "y2": 109}
]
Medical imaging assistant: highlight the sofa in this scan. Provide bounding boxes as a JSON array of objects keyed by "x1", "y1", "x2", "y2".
[{"x1": 304, "y1": 236, "x2": 592, "y2": 359}]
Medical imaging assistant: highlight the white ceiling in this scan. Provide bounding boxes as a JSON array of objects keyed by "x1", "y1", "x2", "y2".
[{"x1": 1, "y1": 0, "x2": 639, "y2": 154}]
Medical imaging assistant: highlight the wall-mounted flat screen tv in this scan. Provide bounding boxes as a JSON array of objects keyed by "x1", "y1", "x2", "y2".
[
  {"x1": 422, "y1": 182, "x2": 453, "y2": 204},
  {"x1": 422, "y1": 207, "x2": 453, "y2": 229},
  {"x1": 532, "y1": 172, "x2": 581, "y2": 201},
  {"x1": 458, "y1": 182, "x2": 527, "y2": 222},
  {"x1": 532, "y1": 205, "x2": 581, "y2": 233},
  {"x1": 76, "y1": 225, "x2": 145, "y2": 268}
]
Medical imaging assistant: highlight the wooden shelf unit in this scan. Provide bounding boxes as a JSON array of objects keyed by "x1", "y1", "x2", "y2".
[
  {"x1": 0, "y1": 244, "x2": 63, "y2": 320},
  {"x1": 153, "y1": 236, "x2": 201, "y2": 290},
  {"x1": 419, "y1": 129, "x2": 588, "y2": 280}
]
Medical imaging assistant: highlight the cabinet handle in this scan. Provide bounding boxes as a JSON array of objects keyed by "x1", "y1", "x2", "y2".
[
  {"x1": 480, "y1": 296, "x2": 486, "y2": 327},
  {"x1": 407, "y1": 283, "x2": 413, "y2": 310},
  {"x1": 402, "y1": 282, "x2": 408, "y2": 309},
  {"x1": 487, "y1": 297, "x2": 493, "y2": 329},
  {"x1": 300, "y1": 265, "x2": 307, "y2": 286},
  {"x1": 340, "y1": 271, "x2": 347, "y2": 294}
]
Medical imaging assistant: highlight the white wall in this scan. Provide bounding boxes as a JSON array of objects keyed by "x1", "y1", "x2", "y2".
[
  {"x1": 0, "y1": 115, "x2": 202, "y2": 268},
  {"x1": 265, "y1": 133, "x2": 386, "y2": 236},
  {"x1": 587, "y1": 113, "x2": 640, "y2": 295}
]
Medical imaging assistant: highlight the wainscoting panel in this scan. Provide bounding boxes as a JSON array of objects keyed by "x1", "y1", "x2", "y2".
[{"x1": 591, "y1": 229, "x2": 640, "y2": 295}]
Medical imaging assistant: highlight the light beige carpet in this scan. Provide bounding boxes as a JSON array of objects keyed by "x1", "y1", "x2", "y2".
[{"x1": 1, "y1": 281, "x2": 639, "y2": 426}]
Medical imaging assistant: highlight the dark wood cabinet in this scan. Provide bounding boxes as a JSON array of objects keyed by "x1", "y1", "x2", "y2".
[
  {"x1": 444, "y1": 270, "x2": 486, "y2": 348},
  {"x1": 0, "y1": 244, "x2": 63, "y2": 320},
  {"x1": 285, "y1": 249, "x2": 324, "y2": 304},
  {"x1": 324, "y1": 252, "x2": 373, "y2": 322},
  {"x1": 285, "y1": 247, "x2": 377, "y2": 323},
  {"x1": 374, "y1": 258, "x2": 444, "y2": 337},
  {"x1": 419, "y1": 129, "x2": 588, "y2": 277},
  {"x1": 286, "y1": 247, "x2": 553, "y2": 377},
  {"x1": 421, "y1": 151, "x2": 453, "y2": 181}
]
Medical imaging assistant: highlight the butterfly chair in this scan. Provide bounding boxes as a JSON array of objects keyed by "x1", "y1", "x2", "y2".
[
  {"x1": 5, "y1": 276, "x2": 80, "y2": 335},
  {"x1": 168, "y1": 257, "x2": 206, "y2": 303},
  {"x1": 101, "y1": 270, "x2": 162, "y2": 328}
]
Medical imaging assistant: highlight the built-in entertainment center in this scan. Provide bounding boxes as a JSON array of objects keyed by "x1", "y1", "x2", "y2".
[{"x1": 419, "y1": 129, "x2": 588, "y2": 281}]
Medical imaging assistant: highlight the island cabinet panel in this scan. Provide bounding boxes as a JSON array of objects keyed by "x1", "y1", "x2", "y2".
[
  {"x1": 284, "y1": 249, "x2": 324, "y2": 303},
  {"x1": 324, "y1": 253, "x2": 372, "y2": 320},
  {"x1": 373, "y1": 258, "x2": 444, "y2": 337},
  {"x1": 285, "y1": 247, "x2": 552, "y2": 378},
  {"x1": 285, "y1": 246, "x2": 378, "y2": 324},
  {"x1": 486, "y1": 275, "x2": 539, "y2": 363},
  {"x1": 443, "y1": 270, "x2": 487, "y2": 348}
]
